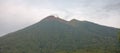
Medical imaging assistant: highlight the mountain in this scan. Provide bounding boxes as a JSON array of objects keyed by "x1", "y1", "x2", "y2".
[{"x1": 0, "y1": 15, "x2": 119, "y2": 53}]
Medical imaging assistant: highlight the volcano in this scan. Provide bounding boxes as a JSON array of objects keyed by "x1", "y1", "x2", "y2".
[{"x1": 0, "y1": 15, "x2": 119, "y2": 53}]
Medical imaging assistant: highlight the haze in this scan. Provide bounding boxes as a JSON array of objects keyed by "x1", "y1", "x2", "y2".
[{"x1": 0, "y1": 0, "x2": 120, "y2": 36}]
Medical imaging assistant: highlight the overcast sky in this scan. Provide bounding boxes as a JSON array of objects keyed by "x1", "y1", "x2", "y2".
[{"x1": 0, "y1": 0, "x2": 120, "y2": 36}]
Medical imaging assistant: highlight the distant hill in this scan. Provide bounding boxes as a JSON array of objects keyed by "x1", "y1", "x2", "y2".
[{"x1": 0, "y1": 15, "x2": 119, "y2": 53}]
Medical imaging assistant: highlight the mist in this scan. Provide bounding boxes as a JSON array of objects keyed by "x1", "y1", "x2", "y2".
[{"x1": 0, "y1": 0, "x2": 120, "y2": 36}]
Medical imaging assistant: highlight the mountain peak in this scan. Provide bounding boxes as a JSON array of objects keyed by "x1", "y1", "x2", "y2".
[
  {"x1": 41, "y1": 15, "x2": 67, "y2": 23},
  {"x1": 70, "y1": 19, "x2": 80, "y2": 22},
  {"x1": 44, "y1": 15, "x2": 58, "y2": 20},
  {"x1": 69, "y1": 19, "x2": 82, "y2": 24}
]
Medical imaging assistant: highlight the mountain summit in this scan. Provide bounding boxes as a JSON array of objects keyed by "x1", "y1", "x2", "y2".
[
  {"x1": 41, "y1": 15, "x2": 59, "y2": 21},
  {"x1": 0, "y1": 15, "x2": 119, "y2": 53},
  {"x1": 40, "y1": 15, "x2": 68, "y2": 24}
]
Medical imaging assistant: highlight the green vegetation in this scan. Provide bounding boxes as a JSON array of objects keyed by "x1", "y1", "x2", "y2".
[
  {"x1": 118, "y1": 31, "x2": 120, "y2": 42},
  {"x1": 0, "y1": 15, "x2": 119, "y2": 53},
  {"x1": 116, "y1": 30, "x2": 120, "y2": 53}
]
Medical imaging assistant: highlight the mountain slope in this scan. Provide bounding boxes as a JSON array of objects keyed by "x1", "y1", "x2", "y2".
[{"x1": 0, "y1": 15, "x2": 119, "y2": 53}]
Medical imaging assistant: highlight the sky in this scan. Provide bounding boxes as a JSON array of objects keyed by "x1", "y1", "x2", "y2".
[{"x1": 0, "y1": 0, "x2": 120, "y2": 36}]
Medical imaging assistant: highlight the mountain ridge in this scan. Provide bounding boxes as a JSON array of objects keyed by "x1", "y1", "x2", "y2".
[{"x1": 0, "y1": 15, "x2": 119, "y2": 53}]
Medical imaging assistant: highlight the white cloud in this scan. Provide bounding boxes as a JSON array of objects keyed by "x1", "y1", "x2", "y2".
[{"x1": 0, "y1": 0, "x2": 120, "y2": 36}]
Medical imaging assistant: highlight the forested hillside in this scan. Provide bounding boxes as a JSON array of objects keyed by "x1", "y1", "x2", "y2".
[{"x1": 0, "y1": 15, "x2": 119, "y2": 53}]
